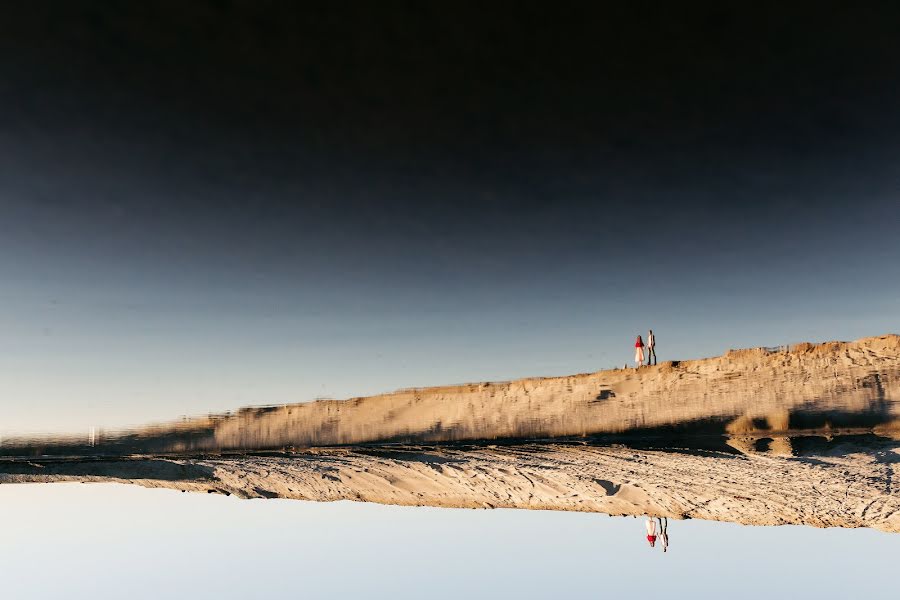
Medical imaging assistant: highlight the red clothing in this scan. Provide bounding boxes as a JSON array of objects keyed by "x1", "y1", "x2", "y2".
[
  {"x1": 647, "y1": 535, "x2": 656, "y2": 542},
  {"x1": 635, "y1": 336, "x2": 644, "y2": 348}
]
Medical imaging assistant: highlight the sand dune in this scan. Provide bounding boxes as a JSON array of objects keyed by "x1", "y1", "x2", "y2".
[
  {"x1": 3, "y1": 335, "x2": 899, "y2": 532},
  {"x1": 3, "y1": 440, "x2": 898, "y2": 532}
]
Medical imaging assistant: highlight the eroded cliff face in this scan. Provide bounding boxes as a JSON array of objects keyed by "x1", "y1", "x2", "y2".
[
  {"x1": 4, "y1": 440, "x2": 899, "y2": 533},
  {"x1": 3, "y1": 336, "x2": 899, "y2": 532},
  {"x1": 207, "y1": 335, "x2": 900, "y2": 450}
]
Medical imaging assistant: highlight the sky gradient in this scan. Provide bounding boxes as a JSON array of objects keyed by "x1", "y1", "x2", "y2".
[
  {"x1": 2, "y1": 483, "x2": 898, "y2": 599},
  {"x1": 1, "y1": 2, "x2": 899, "y2": 433}
]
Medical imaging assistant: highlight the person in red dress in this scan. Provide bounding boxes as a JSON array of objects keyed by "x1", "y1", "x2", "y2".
[
  {"x1": 634, "y1": 335, "x2": 645, "y2": 367},
  {"x1": 645, "y1": 516, "x2": 657, "y2": 547}
]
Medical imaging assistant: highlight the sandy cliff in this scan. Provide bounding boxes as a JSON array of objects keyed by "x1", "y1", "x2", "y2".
[
  {"x1": 3, "y1": 440, "x2": 898, "y2": 532},
  {"x1": 3, "y1": 335, "x2": 899, "y2": 532}
]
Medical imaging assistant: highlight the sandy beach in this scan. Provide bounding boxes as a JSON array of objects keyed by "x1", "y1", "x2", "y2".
[
  {"x1": 2, "y1": 335, "x2": 899, "y2": 532},
  {"x1": 3, "y1": 439, "x2": 898, "y2": 532}
]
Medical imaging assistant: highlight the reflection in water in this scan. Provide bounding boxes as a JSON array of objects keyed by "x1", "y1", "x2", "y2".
[
  {"x1": 1, "y1": 411, "x2": 897, "y2": 459},
  {"x1": 2, "y1": 416, "x2": 899, "y2": 460},
  {"x1": 2, "y1": 336, "x2": 899, "y2": 458}
]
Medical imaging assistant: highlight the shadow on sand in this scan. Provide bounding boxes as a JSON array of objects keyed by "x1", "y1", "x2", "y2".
[{"x1": 0, "y1": 458, "x2": 215, "y2": 481}]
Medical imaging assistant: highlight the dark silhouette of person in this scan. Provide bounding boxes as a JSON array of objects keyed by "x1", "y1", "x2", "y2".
[{"x1": 647, "y1": 330, "x2": 657, "y2": 366}]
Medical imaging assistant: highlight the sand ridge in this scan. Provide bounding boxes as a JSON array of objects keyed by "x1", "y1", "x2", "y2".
[
  {"x1": 3, "y1": 335, "x2": 899, "y2": 532},
  {"x1": 3, "y1": 440, "x2": 898, "y2": 532}
]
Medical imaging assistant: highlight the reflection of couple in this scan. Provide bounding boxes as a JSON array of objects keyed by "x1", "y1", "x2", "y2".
[
  {"x1": 634, "y1": 330, "x2": 657, "y2": 368},
  {"x1": 645, "y1": 517, "x2": 669, "y2": 552}
]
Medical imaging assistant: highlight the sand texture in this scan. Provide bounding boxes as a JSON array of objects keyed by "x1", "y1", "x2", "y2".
[
  {"x1": 3, "y1": 335, "x2": 899, "y2": 532},
  {"x1": 2, "y1": 440, "x2": 899, "y2": 532}
]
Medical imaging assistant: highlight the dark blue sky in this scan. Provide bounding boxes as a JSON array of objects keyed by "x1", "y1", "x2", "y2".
[{"x1": 0, "y1": 1, "x2": 898, "y2": 432}]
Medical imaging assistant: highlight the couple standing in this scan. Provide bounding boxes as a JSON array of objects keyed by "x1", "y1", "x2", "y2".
[
  {"x1": 645, "y1": 516, "x2": 669, "y2": 552},
  {"x1": 634, "y1": 330, "x2": 656, "y2": 367}
]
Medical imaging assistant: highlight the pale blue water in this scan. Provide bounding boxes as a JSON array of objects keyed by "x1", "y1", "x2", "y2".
[{"x1": 0, "y1": 483, "x2": 895, "y2": 599}]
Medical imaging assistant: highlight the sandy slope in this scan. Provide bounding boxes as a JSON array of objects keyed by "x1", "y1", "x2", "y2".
[
  {"x1": 3, "y1": 335, "x2": 899, "y2": 532},
  {"x1": 3, "y1": 441, "x2": 899, "y2": 532}
]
